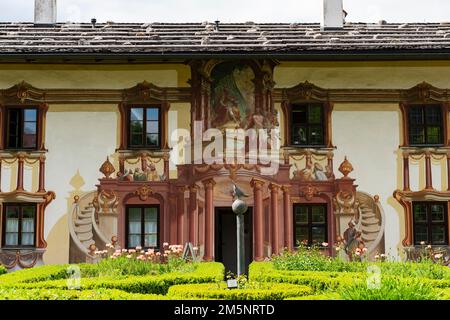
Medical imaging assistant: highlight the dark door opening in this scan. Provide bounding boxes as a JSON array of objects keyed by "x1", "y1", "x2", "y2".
[{"x1": 215, "y1": 207, "x2": 253, "y2": 276}]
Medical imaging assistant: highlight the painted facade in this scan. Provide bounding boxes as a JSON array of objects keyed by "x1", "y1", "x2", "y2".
[{"x1": 0, "y1": 59, "x2": 449, "y2": 271}]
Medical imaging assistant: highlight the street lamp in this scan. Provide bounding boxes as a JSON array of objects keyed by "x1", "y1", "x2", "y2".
[{"x1": 231, "y1": 189, "x2": 249, "y2": 277}]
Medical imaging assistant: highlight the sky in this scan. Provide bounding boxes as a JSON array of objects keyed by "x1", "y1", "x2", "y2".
[{"x1": 0, "y1": 0, "x2": 450, "y2": 23}]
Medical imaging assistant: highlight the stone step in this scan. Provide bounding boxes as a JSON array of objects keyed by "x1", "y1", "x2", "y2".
[
  {"x1": 362, "y1": 233, "x2": 378, "y2": 242},
  {"x1": 361, "y1": 218, "x2": 379, "y2": 225},
  {"x1": 74, "y1": 224, "x2": 91, "y2": 233},
  {"x1": 363, "y1": 225, "x2": 380, "y2": 233},
  {"x1": 74, "y1": 219, "x2": 91, "y2": 226},
  {"x1": 77, "y1": 231, "x2": 93, "y2": 241}
]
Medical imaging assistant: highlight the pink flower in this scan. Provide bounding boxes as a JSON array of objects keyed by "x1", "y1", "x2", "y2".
[
  {"x1": 147, "y1": 249, "x2": 154, "y2": 254},
  {"x1": 321, "y1": 242, "x2": 329, "y2": 247},
  {"x1": 126, "y1": 255, "x2": 132, "y2": 259},
  {"x1": 193, "y1": 247, "x2": 198, "y2": 251},
  {"x1": 355, "y1": 248, "x2": 361, "y2": 253},
  {"x1": 122, "y1": 249, "x2": 127, "y2": 253},
  {"x1": 435, "y1": 253, "x2": 443, "y2": 259},
  {"x1": 128, "y1": 249, "x2": 136, "y2": 253},
  {"x1": 136, "y1": 246, "x2": 142, "y2": 251},
  {"x1": 115, "y1": 249, "x2": 121, "y2": 254},
  {"x1": 163, "y1": 242, "x2": 169, "y2": 247},
  {"x1": 355, "y1": 251, "x2": 361, "y2": 256},
  {"x1": 156, "y1": 252, "x2": 161, "y2": 256},
  {"x1": 362, "y1": 247, "x2": 368, "y2": 253}
]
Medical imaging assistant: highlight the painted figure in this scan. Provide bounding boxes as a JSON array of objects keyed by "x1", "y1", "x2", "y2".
[{"x1": 314, "y1": 163, "x2": 328, "y2": 181}]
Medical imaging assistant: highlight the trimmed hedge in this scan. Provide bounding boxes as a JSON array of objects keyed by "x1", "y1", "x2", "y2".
[
  {"x1": 0, "y1": 265, "x2": 6, "y2": 276},
  {"x1": 249, "y1": 262, "x2": 356, "y2": 292},
  {"x1": 0, "y1": 262, "x2": 225, "y2": 295},
  {"x1": 285, "y1": 293, "x2": 342, "y2": 300},
  {"x1": 0, "y1": 288, "x2": 166, "y2": 300},
  {"x1": 167, "y1": 283, "x2": 312, "y2": 300}
]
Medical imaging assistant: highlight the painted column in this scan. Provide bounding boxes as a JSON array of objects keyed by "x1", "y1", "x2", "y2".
[
  {"x1": 16, "y1": 154, "x2": 24, "y2": 191},
  {"x1": 269, "y1": 183, "x2": 280, "y2": 255},
  {"x1": 163, "y1": 153, "x2": 170, "y2": 181},
  {"x1": 403, "y1": 152, "x2": 410, "y2": 191},
  {"x1": 425, "y1": 152, "x2": 433, "y2": 190},
  {"x1": 327, "y1": 152, "x2": 334, "y2": 178},
  {"x1": 38, "y1": 155, "x2": 46, "y2": 192},
  {"x1": 189, "y1": 184, "x2": 198, "y2": 246},
  {"x1": 251, "y1": 178, "x2": 265, "y2": 261},
  {"x1": 282, "y1": 185, "x2": 293, "y2": 251},
  {"x1": 202, "y1": 179, "x2": 216, "y2": 261},
  {"x1": 176, "y1": 186, "x2": 186, "y2": 245}
]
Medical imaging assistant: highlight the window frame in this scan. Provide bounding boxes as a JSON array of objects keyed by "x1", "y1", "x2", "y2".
[
  {"x1": 126, "y1": 105, "x2": 162, "y2": 150},
  {"x1": 125, "y1": 205, "x2": 160, "y2": 250},
  {"x1": 407, "y1": 104, "x2": 444, "y2": 147},
  {"x1": 1, "y1": 203, "x2": 37, "y2": 248},
  {"x1": 3, "y1": 106, "x2": 39, "y2": 151},
  {"x1": 412, "y1": 201, "x2": 449, "y2": 245},
  {"x1": 293, "y1": 203, "x2": 328, "y2": 247},
  {"x1": 289, "y1": 103, "x2": 326, "y2": 147}
]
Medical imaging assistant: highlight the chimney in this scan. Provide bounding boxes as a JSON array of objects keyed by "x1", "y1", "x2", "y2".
[
  {"x1": 34, "y1": 0, "x2": 57, "y2": 26},
  {"x1": 321, "y1": 0, "x2": 344, "y2": 30}
]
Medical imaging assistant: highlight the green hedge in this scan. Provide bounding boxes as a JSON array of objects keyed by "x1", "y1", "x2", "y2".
[
  {"x1": 0, "y1": 288, "x2": 166, "y2": 300},
  {"x1": 0, "y1": 265, "x2": 6, "y2": 276},
  {"x1": 285, "y1": 293, "x2": 342, "y2": 300},
  {"x1": 249, "y1": 262, "x2": 356, "y2": 292},
  {"x1": 167, "y1": 283, "x2": 312, "y2": 300},
  {"x1": 1, "y1": 262, "x2": 224, "y2": 295}
]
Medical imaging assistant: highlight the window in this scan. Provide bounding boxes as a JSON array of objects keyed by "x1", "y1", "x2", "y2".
[
  {"x1": 413, "y1": 202, "x2": 448, "y2": 245},
  {"x1": 2, "y1": 204, "x2": 36, "y2": 247},
  {"x1": 290, "y1": 104, "x2": 324, "y2": 146},
  {"x1": 4, "y1": 107, "x2": 38, "y2": 149},
  {"x1": 294, "y1": 204, "x2": 327, "y2": 246},
  {"x1": 126, "y1": 206, "x2": 159, "y2": 249},
  {"x1": 128, "y1": 106, "x2": 160, "y2": 149},
  {"x1": 408, "y1": 105, "x2": 443, "y2": 146}
]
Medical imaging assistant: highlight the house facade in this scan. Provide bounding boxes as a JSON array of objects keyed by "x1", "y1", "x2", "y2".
[{"x1": 0, "y1": 1, "x2": 449, "y2": 272}]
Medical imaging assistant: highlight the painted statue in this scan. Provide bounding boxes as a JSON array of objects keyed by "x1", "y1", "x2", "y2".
[{"x1": 294, "y1": 158, "x2": 330, "y2": 182}]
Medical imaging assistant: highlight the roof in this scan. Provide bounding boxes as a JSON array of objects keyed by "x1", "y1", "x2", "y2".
[{"x1": 1, "y1": 21, "x2": 450, "y2": 58}]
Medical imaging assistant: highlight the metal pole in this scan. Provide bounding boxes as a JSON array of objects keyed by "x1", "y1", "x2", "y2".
[{"x1": 236, "y1": 213, "x2": 245, "y2": 277}]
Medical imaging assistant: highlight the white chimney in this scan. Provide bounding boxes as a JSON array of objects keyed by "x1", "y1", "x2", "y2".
[
  {"x1": 34, "y1": 0, "x2": 57, "y2": 25},
  {"x1": 321, "y1": 0, "x2": 344, "y2": 30}
]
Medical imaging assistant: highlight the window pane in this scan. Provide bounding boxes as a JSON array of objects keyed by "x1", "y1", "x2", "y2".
[
  {"x1": 295, "y1": 227, "x2": 308, "y2": 245},
  {"x1": 146, "y1": 134, "x2": 159, "y2": 147},
  {"x1": 413, "y1": 204, "x2": 427, "y2": 223},
  {"x1": 425, "y1": 106, "x2": 441, "y2": 125},
  {"x1": 21, "y1": 233, "x2": 34, "y2": 246},
  {"x1": 292, "y1": 106, "x2": 307, "y2": 124},
  {"x1": 6, "y1": 206, "x2": 19, "y2": 219},
  {"x1": 146, "y1": 108, "x2": 159, "y2": 121},
  {"x1": 146, "y1": 121, "x2": 159, "y2": 134},
  {"x1": 414, "y1": 225, "x2": 428, "y2": 244},
  {"x1": 409, "y1": 107, "x2": 424, "y2": 125},
  {"x1": 144, "y1": 235, "x2": 157, "y2": 247},
  {"x1": 426, "y1": 126, "x2": 441, "y2": 144},
  {"x1": 410, "y1": 126, "x2": 425, "y2": 145},
  {"x1": 22, "y1": 218, "x2": 34, "y2": 233},
  {"x1": 6, "y1": 218, "x2": 19, "y2": 232},
  {"x1": 308, "y1": 105, "x2": 322, "y2": 124},
  {"x1": 131, "y1": 134, "x2": 143, "y2": 146},
  {"x1": 130, "y1": 108, "x2": 143, "y2": 121},
  {"x1": 295, "y1": 206, "x2": 308, "y2": 224},
  {"x1": 311, "y1": 227, "x2": 326, "y2": 244},
  {"x1": 292, "y1": 125, "x2": 307, "y2": 145},
  {"x1": 431, "y1": 226, "x2": 446, "y2": 244},
  {"x1": 128, "y1": 221, "x2": 141, "y2": 234},
  {"x1": 312, "y1": 206, "x2": 325, "y2": 223},
  {"x1": 5, "y1": 233, "x2": 18, "y2": 246},
  {"x1": 24, "y1": 122, "x2": 36, "y2": 135},
  {"x1": 130, "y1": 121, "x2": 143, "y2": 133},
  {"x1": 128, "y1": 235, "x2": 141, "y2": 248},
  {"x1": 23, "y1": 134, "x2": 36, "y2": 148},
  {"x1": 24, "y1": 109, "x2": 37, "y2": 122},
  {"x1": 144, "y1": 207, "x2": 157, "y2": 220},
  {"x1": 309, "y1": 126, "x2": 324, "y2": 145},
  {"x1": 128, "y1": 208, "x2": 141, "y2": 221},
  {"x1": 431, "y1": 205, "x2": 445, "y2": 222}
]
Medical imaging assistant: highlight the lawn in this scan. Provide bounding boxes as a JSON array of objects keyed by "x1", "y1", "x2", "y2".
[{"x1": 0, "y1": 245, "x2": 448, "y2": 300}]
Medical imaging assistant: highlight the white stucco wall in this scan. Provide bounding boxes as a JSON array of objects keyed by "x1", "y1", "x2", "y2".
[
  {"x1": 332, "y1": 104, "x2": 401, "y2": 258},
  {"x1": 43, "y1": 106, "x2": 118, "y2": 264}
]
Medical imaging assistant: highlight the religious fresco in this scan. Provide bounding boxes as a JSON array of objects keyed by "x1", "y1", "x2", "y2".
[{"x1": 210, "y1": 63, "x2": 256, "y2": 129}]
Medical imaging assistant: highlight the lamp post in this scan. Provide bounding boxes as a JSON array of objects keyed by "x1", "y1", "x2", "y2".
[{"x1": 232, "y1": 198, "x2": 248, "y2": 277}]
